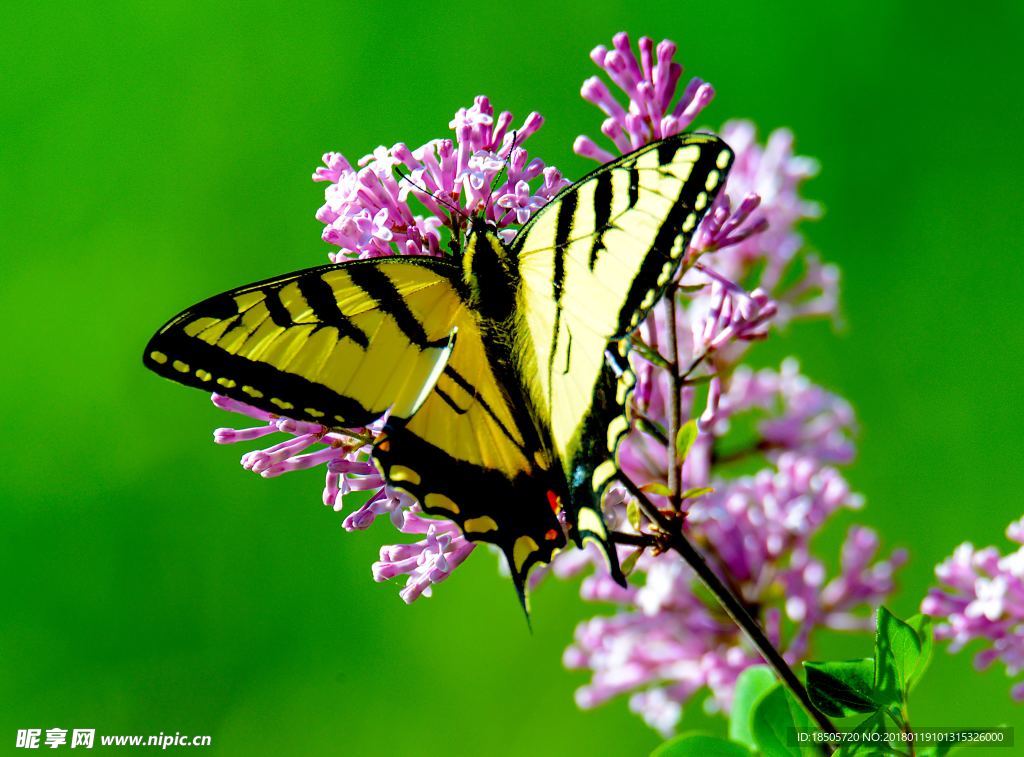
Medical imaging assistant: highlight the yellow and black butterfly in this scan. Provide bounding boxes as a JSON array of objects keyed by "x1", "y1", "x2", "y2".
[{"x1": 143, "y1": 133, "x2": 732, "y2": 606}]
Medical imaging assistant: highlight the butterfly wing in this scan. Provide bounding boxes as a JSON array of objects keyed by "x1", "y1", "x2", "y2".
[
  {"x1": 511, "y1": 133, "x2": 733, "y2": 576},
  {"x1": 144, "y1": 256, "x2": 565, "y2": 600},
  {"x1": 144, "y1": 258, "x2": 460, "y2": 427}
]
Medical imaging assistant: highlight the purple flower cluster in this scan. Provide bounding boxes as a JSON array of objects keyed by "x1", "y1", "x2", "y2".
[
  {"x1": 312, "y1": 96, "x2": 568, "y2": 259},
  {"x1": 212, "y1": 392, "x2": 477, "y2": 602},
  {"x1": 574, "y1": 34, "x2": 715, "y2": 162},
  {"x1": 922, "y1": 516, "x2": 1024, "y2": 700},
  {"x1": 562, "y1": 458, "x2": 904, "y2": 731},
  {"x1": 556, "y1": 32, "x2": 904, "y2": 734}
]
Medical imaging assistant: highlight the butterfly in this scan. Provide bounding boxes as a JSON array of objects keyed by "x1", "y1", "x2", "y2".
[{"x1": 143, "y1": 132, "x2": 733, "y2": 608}]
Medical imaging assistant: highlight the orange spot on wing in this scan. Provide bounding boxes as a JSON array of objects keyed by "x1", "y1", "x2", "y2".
[
  {"x1": 546, "y1": 490, "x2": 561, "y2": 514},
  {"x1": 545, "y1": 529, "x2": 559, "y2": 541}
]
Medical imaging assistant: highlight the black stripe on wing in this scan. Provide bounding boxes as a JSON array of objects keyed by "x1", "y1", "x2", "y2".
[
  {"x1": 297, "y1": 275, "x2": 370, "y2": 347},
  {"x1": 441, "y1": 365, "x2": 530, "y2": 455},
  {"x1": 144, "y1": 328, "x2": 384, "y2": 427},
  {"x1": 347, "y1": 265, "x2": 439, "y2": 348},
  {"x1": 613, "y1": 137, "x2": 731, "y2": 337},
  {"x1": 588, "y1": 170, "x2": 613, "y2": 270},
  {"x1": 547, "y1": 189, "x2": 579, "y2": 403}
]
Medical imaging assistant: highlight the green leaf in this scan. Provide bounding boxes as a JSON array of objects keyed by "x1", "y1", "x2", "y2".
[
  {"x1": 680, "y1": 486, "x2": 714, "y2": 500},
  {"x1": 903, "y1": 614, "x2": 934, "y2": 691},
  {"x1": 651, "y1": 733, "x2": 751, "y2": 757},
  {"x1": 751, "y1": 684, "x2": 818, "y2": 756},
  {"x1": 804, "y1": 659, "x2": 879, "y2": 717},
  {"x1": 729, "y1": 665, "x2": 777, "y2": 749},
  {"x1": 626, "y1": 498, "x2": 642, "y2": 530},
  {"x1": 682, "y1": 373, "x2": 715, "y2": 387},
  {"x1": 630, "y1": 340, "x2": 671, "y2": 370},
  {"x1": 676, "y1": 420, "x2": 699, "y2": 461},
  {"x1": 621, "y1": 547, "x2": 643, "y2": 576},
  {"x1": 641, "y1": 482, "x2": 673, "y2": 497},
  {"x1": 873, "y1": 607, "x2": 923, "y2": 708}
]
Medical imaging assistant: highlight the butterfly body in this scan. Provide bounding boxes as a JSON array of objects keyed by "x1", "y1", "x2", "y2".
[{"x1": 144, "y1": 133, "x2": 733, "y2": 606}]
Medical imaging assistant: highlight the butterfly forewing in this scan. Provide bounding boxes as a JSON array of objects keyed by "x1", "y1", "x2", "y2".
[
  {"x1": 144, "y1": 259, "x2": 459, "y2": 427},
  {"x1": 511, "y1": 133, "x2": 733, "y2": 572}
]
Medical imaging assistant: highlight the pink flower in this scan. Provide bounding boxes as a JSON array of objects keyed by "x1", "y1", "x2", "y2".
[
  {"x1": 496, "y1": 180, "x2": 548, "y2": 225},
  {"x1": 373, "y1": 514, "x2": 475, "y2": 603},
  {"x1": 573, "y1": 32, "x2": 715, "y2": 161},
  {"x1": 314, "y1": 96, "x2": 564, "y2": 260},
  {"x1": 922, "y1": 516, "x2": 1024, "y2": 700}
]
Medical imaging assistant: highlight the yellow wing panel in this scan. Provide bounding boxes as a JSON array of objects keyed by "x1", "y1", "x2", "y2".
[
  {"x1": 513, "y1": 134, "x2": 731, "y2": 469},
  {"x1": 144, "y1": 258, "x2": 463, "y2": 428},
  {"x1": 510, "y1": 134, "x2": 733, "y2": 574}
]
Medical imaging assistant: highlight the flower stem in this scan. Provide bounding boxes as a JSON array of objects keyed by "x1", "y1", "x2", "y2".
[{"x1": 616, "y1": 474, "x2": 839, "y2": 749}]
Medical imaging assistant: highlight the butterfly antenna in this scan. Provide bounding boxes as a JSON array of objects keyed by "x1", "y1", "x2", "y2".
[
  {"x1": 394, "y1": 166, "x2": 468, "y2": 223},
  {"x1": 487, "y1": 129, "x2": 519, "y2": 206},
  {"x1": 394, "y1": 166, "x2": 473, "y2": 256}
]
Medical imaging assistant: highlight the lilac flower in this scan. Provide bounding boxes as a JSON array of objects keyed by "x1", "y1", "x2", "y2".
[
  {"x1": 574, "y1": 32, "x2": 715, "y2": 161},
  {"x1": 575, "y1": 33, "x2": 828, "y2": 327},
  {"x1": 702, "y1": 359, "x2": 857, "y2": 465},
  {"x1": 564, "y1": 455, "x2": 905, "y2": 736},
  {"x1": 566, "y1": 422, "x2": 905, "y2": 735},
  {"x1": 373, "y1": 514, "x2": 475, "y2": 603},
  {"x1": 313, "y1": 96, "x2": 568, "y2": 260},
  {"x1": 496, "y1": 179, "x2": 548, "y2": 225},
  {"x1": 922, "y1": 517, "x2": 1024, "y2": 700}
]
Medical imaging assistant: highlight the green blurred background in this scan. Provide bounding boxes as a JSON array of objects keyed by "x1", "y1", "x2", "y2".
[{"x1": 3, "y1": 1, "x2": 1023, "y2": 753}]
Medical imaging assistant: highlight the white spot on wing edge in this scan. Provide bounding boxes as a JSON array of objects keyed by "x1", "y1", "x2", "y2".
[
  {"x1": 606, "y1": 415, "x2": 629, "y2": 452},
  {"x1": 577, "y1": 507, "x2": 607, "y2": 540}
]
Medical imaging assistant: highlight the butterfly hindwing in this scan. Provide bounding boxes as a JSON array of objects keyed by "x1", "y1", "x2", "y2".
[
  {"x1": 372, "y1": 284, "x2": 568, "y2": 602},
  {"x1": 511, "y1": 133, "x2": 733, "y2": 574}
]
